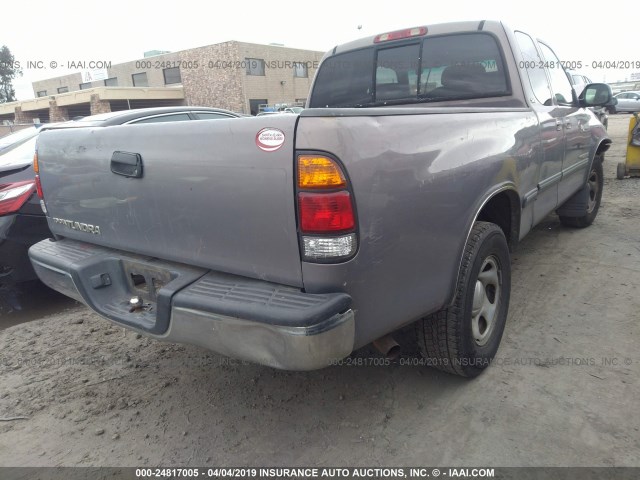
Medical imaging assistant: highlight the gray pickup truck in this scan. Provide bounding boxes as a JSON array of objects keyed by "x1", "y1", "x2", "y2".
[{"x1": 29, "y1": 21, "x2": 613, "y2": 377}]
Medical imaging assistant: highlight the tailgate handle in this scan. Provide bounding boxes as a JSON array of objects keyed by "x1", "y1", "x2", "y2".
[{"x1": 111, "y1": 151, "x2": 143, "y2": 178}]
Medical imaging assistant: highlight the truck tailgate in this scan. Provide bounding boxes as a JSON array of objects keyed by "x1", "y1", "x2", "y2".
[{"x1": 36, "y1": 115, "x2": 303, "y2": 287}]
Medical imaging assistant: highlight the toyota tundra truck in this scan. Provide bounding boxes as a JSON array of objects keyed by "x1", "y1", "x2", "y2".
[{"x1": 28, "y1": 21, "x2": 614, "y2": 377}]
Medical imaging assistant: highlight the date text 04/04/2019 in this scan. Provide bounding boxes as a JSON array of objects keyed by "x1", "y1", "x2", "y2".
[
  {"x1": 518, "y1": 59, "x2": 640, "y2": 69},
  {"x1": 134, "y1": 467, "x2": 497, "y2": 478}
]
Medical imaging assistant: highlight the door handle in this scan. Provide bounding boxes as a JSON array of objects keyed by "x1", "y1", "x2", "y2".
[
  {"x1": 111, "y1": 151, "x2": 143, "y2": 178},
  {"x1": 555, "y1": 119, "x2": 562, "y2": 131},
  {"x1": 564, "y1": 120, "x2": 572, "y2": 129}
]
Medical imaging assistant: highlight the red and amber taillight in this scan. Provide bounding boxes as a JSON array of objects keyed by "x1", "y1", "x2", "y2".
[
  {"x1": 0, "y1": 180, "x2": 37, "y2": 216},
  {"x1": 297, "y1": 154, "x2": 357, "y2": 261}
]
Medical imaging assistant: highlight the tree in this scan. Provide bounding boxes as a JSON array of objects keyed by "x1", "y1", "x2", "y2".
[{"x1": 0, "y1": 45, "x2": 21, "y2": 103}]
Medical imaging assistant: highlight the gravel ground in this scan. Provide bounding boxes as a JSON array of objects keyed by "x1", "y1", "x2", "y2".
[{"x1": 0, "y1": 115, "x2": 638, "y2": 468}]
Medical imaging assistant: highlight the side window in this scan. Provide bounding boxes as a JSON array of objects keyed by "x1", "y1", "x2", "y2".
[
  {"x1": 538, "y1": 43, "x2": 573, "y2": 105},
  {"x1": 129, "y1": 113, "x2": 192, "y2": 124},
  {"x1": 514, "y1": 31, "x2": 552, "y2": 105},
  {"x1": 193, "y1": 112, "x2": 232, "y2": 120}
]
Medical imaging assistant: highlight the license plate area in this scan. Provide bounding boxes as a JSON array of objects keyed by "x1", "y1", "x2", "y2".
[
  {"x1": 70, "y1": 253, "x2": 206, "y2": 335},
  {"x1": 123, "y1": 260, "x2": 173, "y2": 304}
]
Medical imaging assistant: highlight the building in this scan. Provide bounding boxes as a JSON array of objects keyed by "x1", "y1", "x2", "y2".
[{"x1": 0, "y1": 41, "x2": 325, "y2": 124}]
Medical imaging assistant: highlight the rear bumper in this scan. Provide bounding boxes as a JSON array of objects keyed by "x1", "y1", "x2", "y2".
[
  {"x1": 28, "y1": 238, "x2": 354, "y2": 370},
  {"x1": 167, "y1": 307, "x2": 354, "y2": 370}
]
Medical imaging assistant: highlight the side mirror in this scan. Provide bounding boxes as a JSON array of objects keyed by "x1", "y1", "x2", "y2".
[{"x1": 579, "y1": 83, "x2": 616, "y2": 107}]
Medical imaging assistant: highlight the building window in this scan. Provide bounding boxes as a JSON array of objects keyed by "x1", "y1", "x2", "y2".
[
  {"x1": 163, "y1": 67, "x2": 182, "y2": 85},
  {"x1": 79, "y1": 82, "x2": 92, "y2": 90},
  {"x1": 104, "y1": 77, "x2": 118, "y2": 87},
  {"x1": 246, "y1": 58, "x2": 265, "y2": 76},
  {"x1": 249, "y1": 99, "x2": 268, "y2": 116},
  {"x1": 36, "y1": 90, "x2": 47, "y2": 97},
  {"x1": 132, "y1": 72, "x2": 149, "y2": 87},
  {"x1": 294, "y1": 62, "x2": 308, "y2": 78},
  {"x1": 57, "y1": 86, "x2": 69, "y2": 94}
]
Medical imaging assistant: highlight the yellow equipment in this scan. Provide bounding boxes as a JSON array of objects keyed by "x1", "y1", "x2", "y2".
[{"x1": 618, "y1": 114, "x2": 640, "y2": 179}]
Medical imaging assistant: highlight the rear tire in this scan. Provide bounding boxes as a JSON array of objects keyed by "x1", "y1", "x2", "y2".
[
  {"x1": 559, "y1": 156, "x2": 604, "y2": 228},
  {"x1": 416, "y1": 222, "x2": 511, "y2": 377},
  {"x1": 617, "y1": 162, "x2": 626, "y2": 180}
]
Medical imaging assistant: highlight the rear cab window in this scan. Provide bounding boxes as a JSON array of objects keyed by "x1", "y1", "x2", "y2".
[{"x1": 310, "y1": 32, "x2": 510, "y2": 108}]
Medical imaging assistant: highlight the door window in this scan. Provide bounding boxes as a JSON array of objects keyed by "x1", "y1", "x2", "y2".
[
  {"x1": 514, "y1": 31, "x2": 552, "y2": 105},
  {"x1": 538, "y1": 43, "x2": 573, "y2": 105}
]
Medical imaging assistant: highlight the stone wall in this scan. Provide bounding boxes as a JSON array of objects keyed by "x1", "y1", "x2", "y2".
[
  {"x1": 90, "y1": 94, "x2": 111, "y2": 115},
  {"x1": 179, "y1": 42, "x2": 245, "y2": 113}
]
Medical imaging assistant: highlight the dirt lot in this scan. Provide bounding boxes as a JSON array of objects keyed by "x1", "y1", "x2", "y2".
[{"x1": 0, "y1": 116, "x2": 639, "y2": 468}]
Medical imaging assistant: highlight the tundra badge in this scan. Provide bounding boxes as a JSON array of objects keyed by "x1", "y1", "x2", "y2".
[{"x1": 52, "y1": 217, "x2": 101, "y2": 235}]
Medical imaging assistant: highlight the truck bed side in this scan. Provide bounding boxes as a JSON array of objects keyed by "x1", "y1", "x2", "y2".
[{"x1": 296, "y1": 107, "x2": 540, "y2": 346}]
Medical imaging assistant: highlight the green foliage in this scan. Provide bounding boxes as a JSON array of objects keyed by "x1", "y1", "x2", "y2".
[{"x1": 0, "y1": 45, "x2": 22, "y2": 103}]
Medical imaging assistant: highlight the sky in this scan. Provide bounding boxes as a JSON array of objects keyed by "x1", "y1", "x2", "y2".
[{"x1": 3, "y1": 0, "x2": 637, "y2": 101}]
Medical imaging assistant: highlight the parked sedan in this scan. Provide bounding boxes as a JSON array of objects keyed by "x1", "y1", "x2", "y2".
[
  {"x1": 0, "y1": 125, "x2": 40, "y2": 155},
  {"x1": 0, "y1": 106, "x2": 243, "y2": 285},
  {"x1": 57, "y1": 106, "x2": 244, "y2": 127},
  {"x1": 0, "y1": 131, "x2": 50, "y2": 283},
  {"x1": 609, "y1": 91, "x2": 640, "y2": 114}
]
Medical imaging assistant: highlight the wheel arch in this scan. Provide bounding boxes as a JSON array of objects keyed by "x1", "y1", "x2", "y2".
[
  {"x1": 448, "y1": 185, "x2": 520, "y2": 307},
  {"x1": 594, "y1": 138, "x2": 611, "y2": 159},
  {"x1": 587, "y1": 138, "x2": 611, "y2": 178}
]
